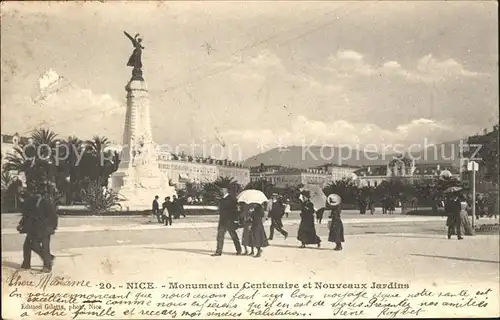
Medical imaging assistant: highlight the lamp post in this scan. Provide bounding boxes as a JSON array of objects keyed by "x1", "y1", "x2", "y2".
[{"x1": 467, "y1": 161, "x2": 479, "y2": 229}]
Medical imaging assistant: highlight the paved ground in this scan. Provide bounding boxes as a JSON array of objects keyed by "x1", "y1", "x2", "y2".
[
  {"x1": 2, "y1": 233, "x2": 499, "y2": 318},
  {"x1": 2, "y1": 212, "x2": 497, "y2": 252},
  {"x1": 0, "y1": 209, "x2": 406, "y2": 228},
  {"x1": 2, "y1": 211, "x2": 499, "y2": 318}
]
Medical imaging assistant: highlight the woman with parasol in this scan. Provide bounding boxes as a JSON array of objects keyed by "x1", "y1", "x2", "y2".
[
  {"x1": 297, "y1": 190, "x2": 321, "y2": 248},
  {"x1": 327, "y1": 194, "x2": 344, "y2": 251},
  {"x1": 239, "y1": 202, "x2": 255, "y2": 256},
  {"x1": 237, "y1": 190, "x2": 270, "y2": 257}
]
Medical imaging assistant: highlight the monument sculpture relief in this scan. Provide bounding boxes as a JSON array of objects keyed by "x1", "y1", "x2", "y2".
[
  {"x1": 124, "y1": 31, "x2": 144, "y2": 81},
  {"x1": 110, "y1": 32, "x2": 176, "y2": 210}
]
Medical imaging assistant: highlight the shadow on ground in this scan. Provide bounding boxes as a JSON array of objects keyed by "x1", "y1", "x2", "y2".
[
  {"x1": 1, "y1": 260, "x2": 46, "y2": 272},
  {"x1": 410, "y1": 253, "x2": 499, "y2": 264},
  {"x1": 142, "y1": 246, "x2": 244, "y2": 257},
  {"x1": 380, "y1": 234, "x2": 446, "y2": 240},
  {"x1": 269, "y1": 243, "x2": 336, "y2": 251}
]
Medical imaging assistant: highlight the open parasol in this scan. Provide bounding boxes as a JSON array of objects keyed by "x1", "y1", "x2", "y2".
[
  {"x1": 237, "y1": 189, "x2": 268, "y2": 204},
  {"x1": 301, "y1": 185, "x2": 327, "y2": 211},
  {"x1": 444, "y1": 186, "x2": 463, "y2": 194}
]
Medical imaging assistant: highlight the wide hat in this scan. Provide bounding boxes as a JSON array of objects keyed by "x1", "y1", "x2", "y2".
[{"x1": 327, "y1": 194, "x2": 342, "y2": 207}]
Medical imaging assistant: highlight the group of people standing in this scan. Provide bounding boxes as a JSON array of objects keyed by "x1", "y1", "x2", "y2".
[
  {"x1": 211, "y1": 187, "x2": 346, "y2": 257},
  {"x1": 444, "y1": 190, "x2": 476, "y2": 239},
  {"x1": 152, "y1": 195, "x2": 185, "y2": 226}
]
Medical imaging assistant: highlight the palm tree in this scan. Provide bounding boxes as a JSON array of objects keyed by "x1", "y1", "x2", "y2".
[
  {"x1": 0, "y1": 169, "x2": 13, "y2": 191},
  {"x1": 3, "y1": 146, "x2": 34, "y2": 174},
  {"x1": 214, "y1": 176, "x2": 242, "y2": 195},
  {"x1": 1, "y1": 168, "x2": 22, "y2": 211},
  {"x1": 323, "y1": 179, "x2": 358, "y2": 205},
  {"x1": 53, "y1": 136, "x2": 84, "y2": 204},
  {"x1": 3, "y1": 128, "x2": 59, "y2": 185},
  {"x1": 31, "y1": 128, "x2": 58, "y2": 146},
  {"x1": 83, "y1": 136, "x2": 112, "y2": 187}
]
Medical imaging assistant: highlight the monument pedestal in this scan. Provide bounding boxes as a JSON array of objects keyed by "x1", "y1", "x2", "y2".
[{"x1": 110, "y1": 79, "x2": 176, "y2": 210}]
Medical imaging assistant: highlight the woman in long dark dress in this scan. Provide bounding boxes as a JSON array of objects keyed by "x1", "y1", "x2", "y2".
[
  {"x1": 328, "y1": 205, "x2": 344, "y2": 251},
  {"x1": 240, "y1": 203, "x2": 254, "y2": 255},
  {"x1": 249, "y1": 203, "x2": 269, "y2": 257},
  {"x1": 297, "y1": 191, "x2": 321, "y2": 248}
]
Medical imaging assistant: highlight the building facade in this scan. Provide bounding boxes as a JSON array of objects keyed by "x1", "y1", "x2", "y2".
[
  {"x1": 249, "y1": 165, "x2": 330, "y2": 188},
  {"x1": 353, "y1": 157, "x2": 461, "y2": 187},
  {"x1": 156, "y1": 151, "x2": 250, "y2": 189},
  {"x1": 315, "y1": 164, "x2": 360, "y2": 182}
]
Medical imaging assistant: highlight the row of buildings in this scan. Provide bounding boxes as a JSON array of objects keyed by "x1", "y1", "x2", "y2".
[
  {"x1": 1, "y1": 133, "x2": 462, "y2": 190},
  {"x1": 249, "y1": 164, "x2": 359, "y2": 188},
  {"x1": 156, "y1": 151, "x2": 250, "y2": 187},
  {"x1": 251, "y1": 158, "x2": 462, "y2": 188}
]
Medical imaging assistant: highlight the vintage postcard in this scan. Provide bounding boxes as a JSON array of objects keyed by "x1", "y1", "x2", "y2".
[{"x1": 1, "y1": 1, "x2": 499, "y2": 319}]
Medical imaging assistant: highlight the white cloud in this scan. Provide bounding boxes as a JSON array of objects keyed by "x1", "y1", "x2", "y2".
[
  {"x1": 325, "y1": 50, "x2": 484, "y2": 83},
  {"x1": 222, "y1": 115, "x2": 478, "y2": 155},
  {"x1": 327, "y1": 50, "x2": 376, "y2": 77},
  {"x1": 326, "y1": 50, "x2": 482, "y2": 83},
  {"x1": 383, "y1": 61, "x2": 401, "y2": 69},
  {"x1": 336, "y1": 50, "x2": 364, "y2": 61},
  {"x1": 415, "y1": 54, "x2": 480, "y2": 78},
  {"x1": 1, "y1": 73, "x2": 125, "y2": 142}
]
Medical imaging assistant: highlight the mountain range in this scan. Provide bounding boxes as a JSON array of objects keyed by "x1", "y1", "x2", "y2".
[{"x1": 243, "y1": 139, "x2": 468, "y2": 169}]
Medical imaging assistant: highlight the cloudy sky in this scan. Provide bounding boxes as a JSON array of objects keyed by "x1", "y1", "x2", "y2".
[{"x1": 1, "y1": 1, "x2": 498, "y2": 160}]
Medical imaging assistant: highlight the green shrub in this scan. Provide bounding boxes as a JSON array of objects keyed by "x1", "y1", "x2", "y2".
[{"x1": 81, "y1": 182, "x2": 122, "y2": 214}]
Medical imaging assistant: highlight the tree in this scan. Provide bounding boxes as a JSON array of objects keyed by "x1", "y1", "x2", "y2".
[
  {"x1": 182, "y1": 182, "x2": 202, "y2": 198},
  {"x1": 56, "y1": 136, "x2": 84, "y2": 204},
  {"x1": 83, "y1": 136, "x2": 113, "y2": 186},
  {"x1": 214, "y1": 177, "x2": 242, "y2": 196},
  {"x1": 81, "y1": 181, "x2": 121, "y2": 214},
  {"x1": 323, "y1": 179, "x2": 358, "y2": 205},
  {"x1": 1, "y1": 168, "x2": 22, "y2": 211},
  {"x1": 4, "y1": 129, "x2": 59, "y2": 186},
  {"x1": 202, "y1": 177, "x2": 243, "y2": 205},
  {"x1": 374, "y1": 178, "x2": 417, "y2": 212},
  {"x1": 2, "y1": 129, "x2": 120, "y2": 206}
]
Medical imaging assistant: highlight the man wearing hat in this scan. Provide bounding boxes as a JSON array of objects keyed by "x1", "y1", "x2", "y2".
[
  {"x1": 212, "y1": 188, "x2": 242, "y2": 256},
  {"x1": 268, "y1": 193, "x2": 288, "y2": 241},
  {"x1": 18, "y1": 179, "x2": 57, "y2": 272},
  {"x1": 444, "y1": 190, "x2": 464, "y2": 240}
]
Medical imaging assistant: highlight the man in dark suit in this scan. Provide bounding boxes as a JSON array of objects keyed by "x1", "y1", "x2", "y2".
[
  {"x1": 162, "y1": 197, "x2": 173, "y2": 226},
  {"x1": 212, "y1": 188, "x2": 242, "y2": 256},
  {"x1": 268, "y1": 193, "x2": 288, "y2": 240},
  {"x1": 152, "y1": 195, "x2": 161, "y2": 223},
  {"x1": 19, "y1": 180, "x2": 57, "y2": 273},
  {"x1": 172, "y1": 195, "x2": 183, "y2": 219}
]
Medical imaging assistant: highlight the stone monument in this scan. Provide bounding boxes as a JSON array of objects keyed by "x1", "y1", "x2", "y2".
[{"x1": 110, "y1": 31, "x2": 176, "y2": 210}]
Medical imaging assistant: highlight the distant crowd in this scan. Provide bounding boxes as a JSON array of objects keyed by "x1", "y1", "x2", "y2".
[{"x1": 152, "y1": 195, "x2": 186, "y2": 226}]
